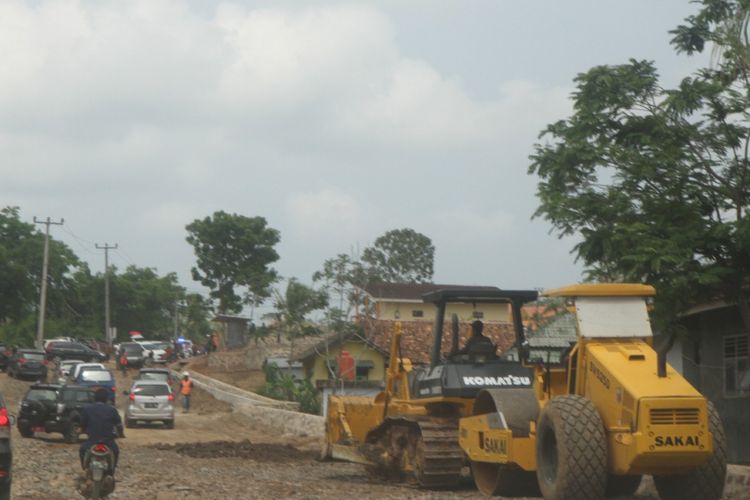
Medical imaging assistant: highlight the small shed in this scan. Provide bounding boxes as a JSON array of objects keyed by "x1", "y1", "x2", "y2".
[{"x1": 212, "y1": 315, "x2": 250, "y2": 349}]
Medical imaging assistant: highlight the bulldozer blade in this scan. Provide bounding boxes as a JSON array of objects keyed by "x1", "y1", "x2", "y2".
[{"x1": 331, "y1": 444, "x2": 373, "y2": 465}]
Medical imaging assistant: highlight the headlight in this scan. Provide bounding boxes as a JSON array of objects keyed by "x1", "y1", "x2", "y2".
[{"x1": 56, "y1": 403, "x2": 65, "y2": 414}]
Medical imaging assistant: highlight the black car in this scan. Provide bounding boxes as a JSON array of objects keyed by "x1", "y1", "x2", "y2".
[
  {"x1": 0, "y1": 345, "x2": 10, "y2": 372},
  {"x1": 7, "y1": 349, "x2": 48, "y2": 380},
  {"x1": 117, "y1": 342, "x2": 147, "y2": 369},
  {"x1": 0, "y1": 392, "x2": 13, "y2": 499},
  {"x1": 45, "y1": 341, "x2": 107, "y2": 363},
  {"x1": 17, "y1": 384, "x2": 95, "y2": 443}
]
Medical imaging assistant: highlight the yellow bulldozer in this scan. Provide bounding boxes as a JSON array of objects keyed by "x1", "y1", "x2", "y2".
[{"x1": 323, "y1": 284, "x2": 727, "y2": 500}]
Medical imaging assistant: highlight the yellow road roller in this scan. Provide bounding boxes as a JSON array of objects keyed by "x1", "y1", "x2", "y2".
[{"x1": 460, "y1": 283, "x2": 726, "y2": 499}]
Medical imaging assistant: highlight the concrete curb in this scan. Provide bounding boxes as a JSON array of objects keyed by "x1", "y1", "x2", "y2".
[{"x1": 170, "y1": 368, "x2": 324, "y2": 439}]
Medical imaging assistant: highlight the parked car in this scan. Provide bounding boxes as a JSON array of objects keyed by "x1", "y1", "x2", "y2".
[
  {"x1": 70, "y1": 363, "x2": 106, "y2": 381},
  {"x1": 0, "y1": 392, "x2": 13, "y2": 498},
  {"x1": 45, "y1": 341, "x2": 107, "y2": 363},
  {"x1": 42, "y1": 337, "x2": 75, "y2": 350},
  {"x1": 125, "y1": 381, "x2": 174, "y2": 428},
  {"x1": 138, "y1": 341, "x2": 169, "y2": 364},
  {"x1": 79, "y1": 338, "x2": 112, "y2": 360},
  {"x1": 73, "y1": 369, "x2": 116, "y2": 403},
  {"x1": 7, "y1": 349, "x2": 48, "y2": 380},
  {"x1": 0, "y1": 344, "x2": 11, "y2": 372},
  {"x1": 117, "y1": 342, "x2": 147, "y2": 369},
  {"x1": 55, "y1": 359, "x2": 83, "y2": 383},
  {"x1": 16, "y1": 383, "x2": 95, "y2": 443},
  {"x1": 135, "y1": 368, "x2": 172, "y2": 384}
]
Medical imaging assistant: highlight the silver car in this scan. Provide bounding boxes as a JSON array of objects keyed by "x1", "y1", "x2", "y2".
[{"x1": 124, "y1": 381, "x2": 174, "y2": 429}]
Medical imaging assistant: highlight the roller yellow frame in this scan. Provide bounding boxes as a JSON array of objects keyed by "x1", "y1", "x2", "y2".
[{"x1": 459, "y1": 283, "x2": 726, "y2": 499}]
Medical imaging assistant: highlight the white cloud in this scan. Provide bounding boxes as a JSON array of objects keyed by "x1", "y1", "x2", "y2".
[
  {"x1": 284, "y1": 188, "x2": 361, "y2": 238},
  {"x1": 0, "y1": 0, "x2": 586, "y2": 288}
]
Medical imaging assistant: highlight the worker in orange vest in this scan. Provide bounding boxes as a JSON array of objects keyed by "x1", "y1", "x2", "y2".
[{"x1": 180, "y1": 372, "x2": 194, "y2": 413}]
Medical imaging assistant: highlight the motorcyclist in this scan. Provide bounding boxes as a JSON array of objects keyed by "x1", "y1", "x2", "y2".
[{"x1": 79, "y1": 388, "x2": 124, "y2": 471}]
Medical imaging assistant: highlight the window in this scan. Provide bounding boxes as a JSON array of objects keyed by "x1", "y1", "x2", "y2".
[
  {"x1": 472, "y1": 311, "x2": 484, "y2": 319},
  {"x1": 412, "y1": 310, "x2": 424, "y2": 318},
  {"x1": 724, "y1": 335, "x2": 750, "y2": 396}
]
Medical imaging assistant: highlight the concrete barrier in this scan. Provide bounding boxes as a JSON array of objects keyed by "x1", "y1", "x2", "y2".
[{"x1": 171, "y1": 368, "x2": 324, "y2": 439}]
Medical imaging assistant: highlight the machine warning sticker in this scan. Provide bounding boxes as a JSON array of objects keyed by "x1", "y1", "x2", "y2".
[{"x1": 462, "y1": 376, "x2": 531, "y2": 387}]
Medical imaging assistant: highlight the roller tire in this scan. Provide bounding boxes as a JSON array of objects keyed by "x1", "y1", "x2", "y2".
[
  {"x1": 606, "y1": 474, "x2": 642, "y2": 497},
  {"x1": 536, "y1": 395, "x2": 607, "y2": 500},
  {"x1": 653, "y1": 402, "x2": 726, "y2": 500}
]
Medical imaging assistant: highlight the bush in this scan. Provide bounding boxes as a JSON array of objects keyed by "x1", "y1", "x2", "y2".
[{"x1": 257, "y1": 364, "x2": 321, "y2": 415}]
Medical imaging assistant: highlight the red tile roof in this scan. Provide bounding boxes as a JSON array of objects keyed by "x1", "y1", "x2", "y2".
[{"x1": 361, "y1": 319, "x2": 516, "y2": 365}]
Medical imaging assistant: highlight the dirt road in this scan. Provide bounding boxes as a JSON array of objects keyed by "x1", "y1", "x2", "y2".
[{"x1": 3, "y1": 365, "x2": 486, "y2": 499}]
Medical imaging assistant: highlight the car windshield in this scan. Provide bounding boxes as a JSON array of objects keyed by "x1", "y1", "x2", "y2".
[
  {"x1": 123, "y1": 344, "x2": 143, "y2": 353},
  {"x1": 138, "y1": 372, "x2": 168, "y2": 381},
  {"x1": 26, "y1": 389, "x2": 58, "y2": 401},
  {"x1": 133, "y1": 384, "x2": 170, "y2": 396},
  {"x1": 22, "y1": 353, "x2": 45, "y2": 361},
  {"x1": 80, "y1": 371, "x2": 113, "y2": 382}
]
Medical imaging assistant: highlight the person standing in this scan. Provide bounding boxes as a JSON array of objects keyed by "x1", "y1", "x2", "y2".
[
  {"x1": 180, "y1": 372, "x2": 194, "y2": 413},
  {"x1": 118, "y1": 351, "x2": 128, "y2": 376}
]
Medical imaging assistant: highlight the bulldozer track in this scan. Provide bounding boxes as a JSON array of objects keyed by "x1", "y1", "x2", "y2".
[
  {"x1": 410, "y1": 419, "x2": 464, "y2": 488},
  {"x1": 364, "y1": 417, "x2": 464, "y2": 489}
]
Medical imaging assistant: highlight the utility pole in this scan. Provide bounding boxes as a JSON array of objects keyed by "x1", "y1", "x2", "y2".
[
  {"x1": 96, "y1": 243, "x2": 118, "y2": 346},
  {"x1": 34, "y1": 217, "x2": 64, "y2": 349}
]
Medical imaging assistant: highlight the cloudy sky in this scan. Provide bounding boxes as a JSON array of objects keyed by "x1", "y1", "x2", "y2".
[{"x1": 2, "y1": 0, "x2": 709, "y2": 304}]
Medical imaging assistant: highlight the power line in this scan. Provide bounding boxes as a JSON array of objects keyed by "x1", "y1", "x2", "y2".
[
  {"x1": 113, "y1": 247, "x2": 136, "y2": 267},
  {"x1": 60, "y1": 225, "x2": 98, "y2": 256}
]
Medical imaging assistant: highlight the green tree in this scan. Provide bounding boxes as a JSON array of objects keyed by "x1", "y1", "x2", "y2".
[
  {"x1": 110, "y1": 266, "x2": 185, "y2": 340},
  {"x1": 361, "y1": 228, "x2": 435, "y2": 284},
  {"x1": 181, "y1": 292, "x2": 213, "y2": 341},
  {"x1": 528, "y1": 1, "x2": 750, "y2": 332},
  {"x1": 0, "y1": 207, "x2": 83, "y2": 344},
  {"x1": 186, "y1": 211, "x2": 280, "y2": 313},
  {"x1": 267, "y1": 278, "x2": 328, "y2": 347},
  {"x1": 312, "y1": 253, "x2": 374, "y2": 325}
]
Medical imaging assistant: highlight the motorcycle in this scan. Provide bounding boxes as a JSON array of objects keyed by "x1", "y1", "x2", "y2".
[{"x1": 77, "y1": 443, "x2": 115, "y2": 499}]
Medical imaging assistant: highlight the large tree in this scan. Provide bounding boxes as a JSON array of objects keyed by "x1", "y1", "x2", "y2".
[
  {"x1": 110, "y1": 266, "x2": 185, "y2": 339},
  {"x1": 529, "y1": 1, "x2": 750, "y2": 333},
  {"x1": 186, "y1": 211, "x2": 280, "y2": 313},
  {"x1": 362, "y1": 228, "x2": 435, "y2": 284}
]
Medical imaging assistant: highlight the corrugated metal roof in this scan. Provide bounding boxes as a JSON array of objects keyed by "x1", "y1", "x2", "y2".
[{"x1": 362, "y1": 283, "x2": 500, "y2": 302}]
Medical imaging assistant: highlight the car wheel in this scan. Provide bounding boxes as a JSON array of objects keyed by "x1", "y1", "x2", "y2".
[
  {"x1": 164, "y1": 419, "x2": 174, "y2": 429},
  {"x1": 125, "y1": 419, "x2": 135, "y2": 429},
  {"x1": 64, "y1": 420, "x2": 81, "y2": 444},
  {"x1": 0, "y1": 479, "x2": 9, "y2": 500},
  {"x1": 18, "y1": 423, "x2": 34, "y2": 438}
]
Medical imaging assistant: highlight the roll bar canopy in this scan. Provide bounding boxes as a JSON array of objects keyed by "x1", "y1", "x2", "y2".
[{"x1": 422, "y1": 288, "x2": 539, "y2": 367}]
